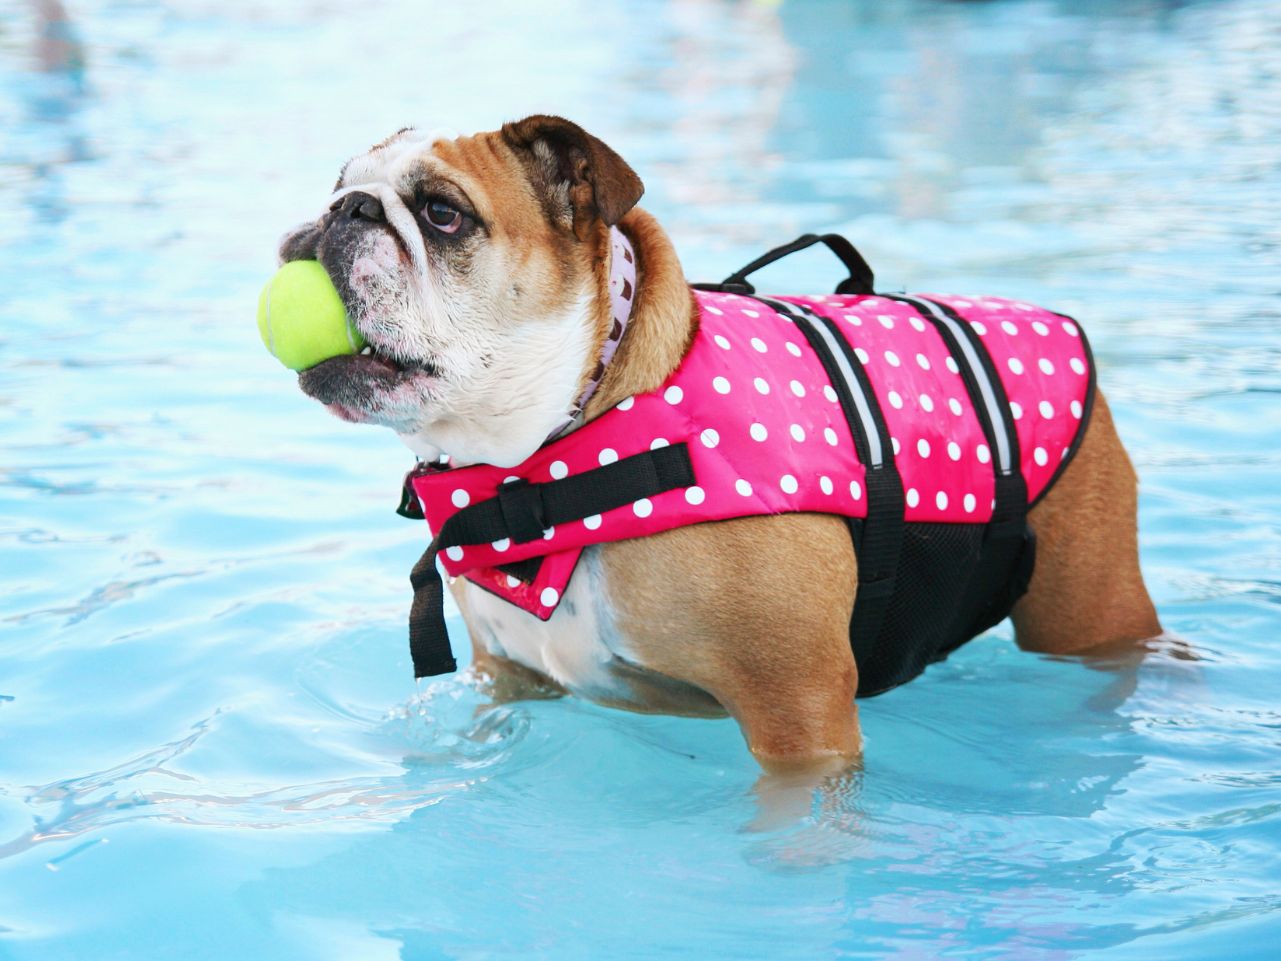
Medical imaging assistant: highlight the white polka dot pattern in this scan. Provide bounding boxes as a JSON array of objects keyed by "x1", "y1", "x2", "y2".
[
  {"x1": 410, "y1": 289, "x2": 1091, "y2": 620},
  {"x1": 930, "y1": 292, "x2": 1091, "y2": 502}
]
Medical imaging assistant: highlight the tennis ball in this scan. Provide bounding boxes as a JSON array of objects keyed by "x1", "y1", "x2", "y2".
[{"x1": 257, "y1": 260, "x2": 365, "y2": 371}]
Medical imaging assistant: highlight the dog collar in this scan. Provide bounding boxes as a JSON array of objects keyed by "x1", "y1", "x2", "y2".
[{"x1": 544, "y1": 225, "x2": 637, "y2": 443}]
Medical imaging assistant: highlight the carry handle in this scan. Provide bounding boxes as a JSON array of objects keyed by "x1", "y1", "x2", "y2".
[{"x1": 693, "y1": 233, "x2": 875, "y2": 296}]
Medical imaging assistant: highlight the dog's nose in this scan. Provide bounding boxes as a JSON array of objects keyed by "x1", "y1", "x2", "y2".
[{"x1": 331, "y1": 191, "x2": 385, "y2": 223}]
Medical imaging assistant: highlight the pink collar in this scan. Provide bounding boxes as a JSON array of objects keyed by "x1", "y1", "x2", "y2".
[{"x1": 544, "y1": 226, "x2": 636, "y2": 442}]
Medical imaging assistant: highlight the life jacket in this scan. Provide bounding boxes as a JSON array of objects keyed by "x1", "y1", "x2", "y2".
[{"x1": 398, "y1": 235, "x2": 1095, "y2": 696}]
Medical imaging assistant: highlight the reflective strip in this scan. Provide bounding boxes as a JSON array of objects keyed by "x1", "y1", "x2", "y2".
[
  {"x1": 898, "y1": 296, "x2": 1012, "y2": 475},
  {"x1": 763, "y1": 298, "x2": 883, "y2": 468}
]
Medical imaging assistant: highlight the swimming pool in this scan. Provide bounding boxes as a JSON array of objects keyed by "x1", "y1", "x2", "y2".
[{"x1": 2, "y1": 0, "x2": 1279, "y2": 957}]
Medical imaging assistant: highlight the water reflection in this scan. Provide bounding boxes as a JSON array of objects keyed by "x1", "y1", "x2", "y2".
[{"x1": 5, "y1": 0, "x2": 91, "y2": 227}]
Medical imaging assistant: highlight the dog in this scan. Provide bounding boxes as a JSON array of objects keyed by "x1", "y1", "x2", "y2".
[{"x1": 278, "y1": 115, "x2": 1162, "y2": 772}]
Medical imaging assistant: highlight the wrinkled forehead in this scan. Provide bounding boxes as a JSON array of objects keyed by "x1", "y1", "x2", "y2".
[
  {"x1": 334, "y1": 126, "x2": 460, "y2": 192},
  {"x1": 332, "y1": 125, "x2": 538, "y2": 229}
]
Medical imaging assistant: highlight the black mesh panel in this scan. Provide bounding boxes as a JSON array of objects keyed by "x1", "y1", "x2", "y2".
[{"x1": 851, "y1": 521, "x2": 1035, "y2": 697}]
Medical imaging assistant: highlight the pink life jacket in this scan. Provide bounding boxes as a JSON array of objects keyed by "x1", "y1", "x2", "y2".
[{"x1": 400, "y1": 237, "x2": 1094, "y2": 696}]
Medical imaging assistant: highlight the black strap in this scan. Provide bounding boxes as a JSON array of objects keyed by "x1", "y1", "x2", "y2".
[
  {"x1": 751, "y1": 296, "x2": 906, "y2": 666},
  {"x1": 496, "y1": 556, "x2": 543, "y2": 584},
  {"x1": 894, "y1": 296, "x2": 1028, "y2": 543},
  {"x1": 888, "y1": 296, "x2": 1035, "y2": 648},
  {"x1": 438, "y1": 443, "x2": 695, "y2": 550},
  {"x1": 405, "y1": 549, "x2": 541, "y2": 679},
  {"x1": 692, "y1": 234, "x2": 875, "y2": 297},
  {"x1": 408, "y1": 539, "x2": 457, "y2": 678},
  {"x1": 405, "y1": 443, "x2": 696, "y2": 679}
]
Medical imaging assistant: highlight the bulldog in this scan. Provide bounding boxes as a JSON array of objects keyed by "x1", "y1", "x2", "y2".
[{"x1": 278, "y1": 115, "x2": 1162, "y2": 772}]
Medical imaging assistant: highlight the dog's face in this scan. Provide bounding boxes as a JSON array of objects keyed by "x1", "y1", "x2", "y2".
[{"x1": 279, "y1": 116, "x2": 643, "y2": 467}]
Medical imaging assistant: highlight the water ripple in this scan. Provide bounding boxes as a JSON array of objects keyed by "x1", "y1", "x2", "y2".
[{"x1": 3, "y1": 0, "x2": 1280, "y2": 957}]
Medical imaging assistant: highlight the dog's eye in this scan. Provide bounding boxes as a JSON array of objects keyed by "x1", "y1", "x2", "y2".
[{"x1": 424, "y1": 200, "x2": 463, "y2": 234}]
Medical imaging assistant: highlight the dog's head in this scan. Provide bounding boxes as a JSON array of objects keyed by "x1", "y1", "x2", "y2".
[{"x1": 280, "y1": 116, "x2": 643, "y2": 467}]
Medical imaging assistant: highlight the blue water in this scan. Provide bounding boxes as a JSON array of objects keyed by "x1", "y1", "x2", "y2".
[{"x1": 2, "y1": 0, "x2": 1279, "y2": 957}]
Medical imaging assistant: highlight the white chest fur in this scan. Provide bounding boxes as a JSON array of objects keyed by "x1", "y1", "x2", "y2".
[{"x1": 457, "y1": 548, "x2": 629, "y2": 697}]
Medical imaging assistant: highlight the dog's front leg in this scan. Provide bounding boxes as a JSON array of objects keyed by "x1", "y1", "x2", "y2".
[
  {"x1": 711, "y1": 642, "x2": 863, "y2": 771},
  {"x1": 469, "y1": 645, "x2": 567, "y2": 705},
  {"x1": 711, "y1": 630, "x2": 862, "y2": 830},
  {"x1": 602, "y1": 513, "x2": 864, "y2": 771},
  {"x1": 450, "y1": 581, "x2": 568, "y2": 706}
]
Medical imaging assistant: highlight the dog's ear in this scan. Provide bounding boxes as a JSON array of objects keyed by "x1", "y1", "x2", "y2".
[{"x1": 502, "y1": 114, "x2": 644, "y2": 241}]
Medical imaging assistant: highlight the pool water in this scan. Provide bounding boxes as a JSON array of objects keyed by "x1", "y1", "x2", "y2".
[{"x1": 2, "y1": 0, "x2": 1280, "y2": 957}]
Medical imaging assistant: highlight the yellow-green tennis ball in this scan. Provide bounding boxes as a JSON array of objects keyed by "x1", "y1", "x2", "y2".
[{"x1": 257, "y1": 260, "x2": 365, "y2": 371}]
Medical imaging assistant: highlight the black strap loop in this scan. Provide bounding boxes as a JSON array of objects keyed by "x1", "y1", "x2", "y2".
[
  {"x1": 497, "y1": 478, "x2": 548, "y2": 544},
  {"x1": 408, "y1": 539, "x2": 457, "y2": 678},
  {"x1": 437, "y1": 443, "x2": 695, "y2": 550},
  {"x1": 692, "y1": 234, "x2": 875, "y2": 296}
]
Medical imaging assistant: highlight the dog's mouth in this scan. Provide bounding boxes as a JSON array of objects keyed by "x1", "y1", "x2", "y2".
[{"x1": 297, "y1": 340, "x2": 440, "y2": 425}]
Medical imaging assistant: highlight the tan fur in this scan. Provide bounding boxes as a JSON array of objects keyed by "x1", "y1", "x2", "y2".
[
  {"x1": 567, "y1": 157, "x2": 1158, "y2": 768},
  {"x1": 428, "y1": 125, "x2": 648, "y2": 439},
  {"x1": 501, "y1": 115, "x2": 645, "y2": 238},
  {"x1": 1014, "y1": 392, "x2": 1162, "y2": 652},
  {"x1": 601, "y1": 515, "x2": 862, "y2": 767},
  {"x1": 312, "y1": 119, "x2": 1163, "y2": 772},
  {"x1": 585, "y1": 208, "x2": 698, "y2": 417}
]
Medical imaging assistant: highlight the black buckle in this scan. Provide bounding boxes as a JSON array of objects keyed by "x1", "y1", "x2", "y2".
[{"x1": 497, "y1": 478, "x2": 548, "y2": 544}]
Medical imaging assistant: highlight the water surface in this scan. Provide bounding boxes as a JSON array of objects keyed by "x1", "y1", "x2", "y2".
[{"x1": 1, "y1": 0, "x2": 1279, "y2": 958}]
